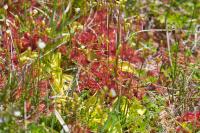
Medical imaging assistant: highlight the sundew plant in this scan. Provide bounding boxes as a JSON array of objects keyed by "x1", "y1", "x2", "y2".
[{"x1": 0, "y1": 0, "x2": 200, "y2": 133}]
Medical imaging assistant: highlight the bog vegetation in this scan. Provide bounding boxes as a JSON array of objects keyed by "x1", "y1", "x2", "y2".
[{"x1": 0, "y1": 0, "x2": 200, "y2": 132}]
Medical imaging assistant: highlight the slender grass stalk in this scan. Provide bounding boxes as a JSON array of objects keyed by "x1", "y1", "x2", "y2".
[{"x1": 24, "y1": 101, "x2": 27, "y2": 133}]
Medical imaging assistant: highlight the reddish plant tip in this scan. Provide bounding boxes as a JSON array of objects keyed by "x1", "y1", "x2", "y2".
[
  {"x1": 180, "y1": 111, "x2": 200, "y2": 122},
  {"x1": 177, "y1": 111, "x2": 200, "y2": 129},
  {"x1": 76, "y1": 31, "x2": 97, "y2": 45},
  {"x1": 0, "y1": 74, "x2": 5, "y2": 89},
  {"x1": 38, "y1": 80, "x2": 50, "y2": 97},
  {"x1": 70, "y1": 48, "x2": 89, "y2": 66},
  {"x1": 58, "y1": 45, "x2": 67, "y2": 55},
  {"x1": 19, "y1": 32, "x2": 49, "y2": 52},
  {"x1": 147, "y1": 69, "x2": 159, "y2": 77},
  {"x1": 38, "y1": 103, "x2": 46, "y2": 113}
]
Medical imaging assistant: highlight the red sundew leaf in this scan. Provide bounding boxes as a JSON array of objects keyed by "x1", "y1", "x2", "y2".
[
  {"x1": 24, "y1": 32, "x2": 31, "y2": 39},
  {"x1": 90, "y1": 61, "x2": 113, "y2": 87},
  {"x1": 181, "y1": 112, "x2": 200, "y2": 122},
  {"x1": 87, "y1": 79, "x2": 100, "y2": 90},
  {"x1": 101, "y1": 27, "x2": 116, "y2": 38},
  {"x1": 79, "y1": 62, "x2": 114, "y2": 90},
  {"x1": 77, "y1": 54, "x2": 89, "y2": 65},
  {"x1": 118, "y1": 70, "x2": 148, "y2": 99},
  {"x1": 13, "y1": 87, "x2": 23, "y2": 100},
  {"x1": 95, "y1": 49, "x2": 106, "y2": 57},
  {"x1": 72, "y1": 37, "x2": 78, "y2": 46},
  {"x1": 120, "y1": 44, "x2": 144, "y2": 64},
  {"x1": 135, "y1": 90, "x2": 146, "y2": 100},
  {"x1": 0, "y1": 63, "x2": 5, "y2": 71},
  {"x1": 76, "y1": 31, "x2": 97, "y2": 45},
  {"x1": 20, "y1": 37, "x2": 30, "y2": 52},
  {"x1": 182, "y1": 112, "x2": 195, "y2": 122},
  {"x1": 197, "y1": 112, "x2": 200, "y2": 119},
  {"x1": 31, "y1": 34, "x2": 40, "y2": 49},
  {"x1": 0, "y1": 51, "x2": 6, "y2": 58},
  {"x1": 176, "y1": 111, "x2": 200, "y2": 132},
  {"x1": 96, "y1": 27, "x2": 117, "y2": 56},
  {"x1": 38, "y1": 103, "x2": 46, "y2": 112},
  {"x1": 108, "y1": 81, "x2": 117, "y2": 90},
  {"x1": 38, "y1": 80, "x2": 49, "y2": 97},
  {"x1": 19, "y1": 32, "x2": 48, "y2": 52},
  {"x1": 100, "y1": 42, "x2": 116, "y2": 57},
  {"x1": 12, "y1": 54, "x2": 19, "y2": 65},
  {"x1": 48, "y1": 104, "x2": 55, "y2": 112},
  {"x1": 42, "y1": 34, "x2": 49, "y2": 43},
  {"x1": 56, "y1": 16, "x2": 62, "y2": 30},
  {"x1": 79, "y1": 74, "x2": 100, "y2": 91},
  {"x1": 34, "y1": 16, "x2": 44, "y2": 25},
  {"x1": 29, "y1": 89, "x2": 34, "y2": 97},
  {"x1": 177, "y1": 111, "x2": 200, "y2": 129},
  {"x1": 58, "y1": 45, "x2": 67, "y2": 55},
  {"x1": 118, "y1": 71, "x2": 133, "y2": 80},
  {"x1": 78, "y1": 73, "x2": 88, "y2": 90},
  {"x1": 38, "y1": 80, "x2": 49, "y2": 90},
  {"x1": 120, "y1": 44, "x2": 135, "y2": 58},
  {"x1": 109, "y1": 43, "x2": 117, "y2": 56},
  {"x1": 70, "y1": 49, "x2": 89, "y2": 66},
  {"x1": 147, "y1": 69, "x2": 159, "y2": 77},
  {"x1": 90, "y1": 62, "x2": 101, "y2": 72},
  {"x1": 95, "y1": 24, "x2": 107, "y2": 35},
  {"x1": 19, "y1": 32, "x2": 33, "y2": 52},
  {"x1": 0, "y1": 74, "x2": 5, "y2": 89},
  {"x1": 130, "y1": 56, "x2": 144, "y2": 64},
  {"x1": 93, "y1": 9, "x2": 107, "y2": 23},
  {"x1": 26, "y1": 100, "x2": 32, "y2": 112}
]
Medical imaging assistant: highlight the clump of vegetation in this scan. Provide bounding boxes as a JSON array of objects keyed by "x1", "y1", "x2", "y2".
[{"x1": 0, "y1": 0, "x2": 199, "y2": 132}]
